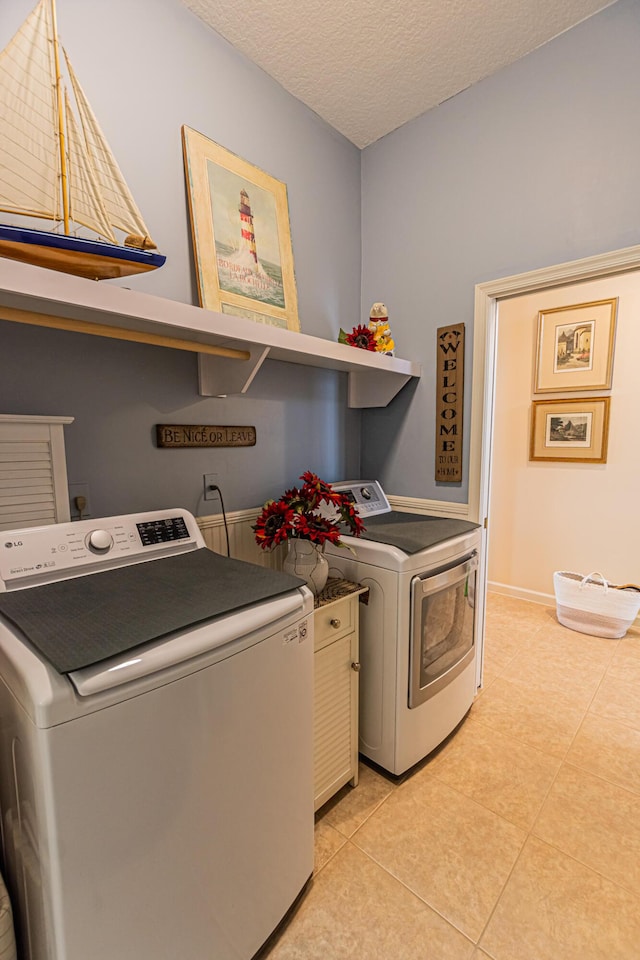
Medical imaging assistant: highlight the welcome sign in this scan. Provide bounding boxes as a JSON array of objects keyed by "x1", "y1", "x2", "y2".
[{"x1": 435, "y1": 324, "x2": 464, "y2": 483}]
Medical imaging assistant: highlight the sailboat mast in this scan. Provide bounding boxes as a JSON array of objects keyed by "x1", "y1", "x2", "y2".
[{"x1": 49, "y1": 0, "x2": 70, "y2": 233}]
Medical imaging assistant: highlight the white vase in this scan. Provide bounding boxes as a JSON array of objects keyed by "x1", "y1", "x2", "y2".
[{"x1": 282, "y1": 539, "x2": 329, "y2": 595}]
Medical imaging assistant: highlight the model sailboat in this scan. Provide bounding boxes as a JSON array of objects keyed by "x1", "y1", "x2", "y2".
[{"x1": 0, "y1": 0, "x2": 165, "y2": 280}]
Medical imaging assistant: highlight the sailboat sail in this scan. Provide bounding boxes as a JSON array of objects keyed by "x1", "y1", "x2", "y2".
[
  {"x1": 64, "y1": 89, "x2": 116, "y2": 242},
  {"x1": 0, "y1": 0, "x2": 61, "y2": 220},
  {"x1": 64, "y1": 50, "x2": 152, "y2": 241}
]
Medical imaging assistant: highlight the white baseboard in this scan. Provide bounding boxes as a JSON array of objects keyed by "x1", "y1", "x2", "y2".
[
  {"x1": 488, "y1": 580, "x2": 640, "y2": 627},
  {"x1": 487, "y1": 580, "x2": 555, "y2": 607}
]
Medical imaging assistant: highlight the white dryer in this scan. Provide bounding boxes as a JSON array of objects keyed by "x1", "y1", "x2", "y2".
[
  {"x1": 0, "y1": 509, "x2": 313, "y2": 960},
  {"x1": 324, "y1": 482, "x2": 481, "y2": 777}
]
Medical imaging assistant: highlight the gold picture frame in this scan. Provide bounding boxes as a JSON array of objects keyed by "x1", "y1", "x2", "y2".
[
  {"x1": 529, "y1": 396, "x2": 611, "y2": 463},
  {"x1": 534, "y1": 298, "x2": 617, "y2": 393},
  {"x1": 182, "y1": 126, "x2": 300, "y2": 332}
]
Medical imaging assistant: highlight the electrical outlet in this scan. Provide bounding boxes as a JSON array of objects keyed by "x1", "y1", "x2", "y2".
[
  {"x1": 203, "y1": 473, "x2": 219, "y2": 501},
  {"x1": 68, "y1": 482, "x2": 91, "y2": 520}
]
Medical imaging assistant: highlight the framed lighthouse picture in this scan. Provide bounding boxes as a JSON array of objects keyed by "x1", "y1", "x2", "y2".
[{"x1": 182, "y1": 127, "x2": 300, "y2": 332}]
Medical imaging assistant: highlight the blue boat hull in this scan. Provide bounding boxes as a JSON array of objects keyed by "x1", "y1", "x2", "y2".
[{"x1": 0, "y1": 224, "x2": 166, "y2": 280}]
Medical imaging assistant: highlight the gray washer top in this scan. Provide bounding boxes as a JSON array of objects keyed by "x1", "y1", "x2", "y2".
[{"x1": 0, "y1": 548, "x2": 304, "y2": 674}]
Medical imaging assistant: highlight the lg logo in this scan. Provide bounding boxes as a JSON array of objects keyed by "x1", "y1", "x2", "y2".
[{"x1": 4, "y1": 541, "x2": 23, "y2": 549}]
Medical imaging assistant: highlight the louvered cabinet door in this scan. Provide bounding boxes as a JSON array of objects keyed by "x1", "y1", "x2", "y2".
[
  {"x1": 313, "y1": 594, "x2": 360, "y2": 812},
  {"x1": 0, "y1": 415, "x2": 73, "y2": 531}
]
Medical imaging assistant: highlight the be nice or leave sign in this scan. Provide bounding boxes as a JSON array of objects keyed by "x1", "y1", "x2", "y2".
[
  {"x1": 156, "y1": 424, "x2": 256, "y2": 448},
  {"x1": 435, "y1": 324, "x2": 464, "y2": 483}
]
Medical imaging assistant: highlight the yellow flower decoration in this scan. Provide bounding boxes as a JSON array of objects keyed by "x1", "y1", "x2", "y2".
[{"x1": 370, "y1": 320, "x2": 395, "y2": 354}]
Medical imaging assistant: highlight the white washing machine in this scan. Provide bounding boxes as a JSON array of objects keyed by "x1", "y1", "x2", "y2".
[
  {"x1": 0, "y1": 508, "x2": 314, "y2": 960},
  {"x1": 324, "y1": 482, "x2": 481, "y2": 777}
]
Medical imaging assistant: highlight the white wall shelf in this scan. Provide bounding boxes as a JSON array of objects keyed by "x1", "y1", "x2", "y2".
[{"x1": 0, "y1": 261, "x2": 421, "y2": 408}]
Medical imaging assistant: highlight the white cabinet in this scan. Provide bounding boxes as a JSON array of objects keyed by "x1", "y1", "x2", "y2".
[{"x1": 313, "y1": 580, "x2": 367, "y2": 811}]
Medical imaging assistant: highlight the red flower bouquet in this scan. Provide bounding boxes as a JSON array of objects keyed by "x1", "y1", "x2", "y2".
[
  {"x1": 254, "y1": 471, "x2": 365, "y2": 550},
  {"x1": 338, "y1": 324, "x2": 377, "y2": 351}
]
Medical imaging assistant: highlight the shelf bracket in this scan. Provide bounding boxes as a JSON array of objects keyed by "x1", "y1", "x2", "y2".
[
  {"x1": 348, "y1": 369, "x2": 412, "y2": 408},
  {"x1": 198, "y1": 345, "x2": 270, "y2": 397}
]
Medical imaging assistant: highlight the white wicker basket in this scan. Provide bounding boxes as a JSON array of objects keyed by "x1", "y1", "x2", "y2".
[
  {"x1": 554, "y1": 571, "x2": 640, "y2": 639},
  {"x1": 0, "y1": 871, "x2": 16, "y2": 960}
]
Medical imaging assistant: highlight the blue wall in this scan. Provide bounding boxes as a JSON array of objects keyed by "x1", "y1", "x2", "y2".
[
  {"x1": 2, "y1": 0, "x2": 639, "y2": 518},
  {"x1": 0, "y1": 0, "x2": 362, "y2": 517},
  {"x1": 361, "y1": 0, "x2": 640, "y2": 502}
]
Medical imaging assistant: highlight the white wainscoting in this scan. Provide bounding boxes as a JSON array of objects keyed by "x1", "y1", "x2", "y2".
[
  {"x1": 196, "y1": 508, "x2": 285, "y2": 568},
  {"x1": 196, "y1": 495, "x2": 468, "y2": 563},
  {"x1": 388, "y1": 495, "x2": 470, "y2": 518}
]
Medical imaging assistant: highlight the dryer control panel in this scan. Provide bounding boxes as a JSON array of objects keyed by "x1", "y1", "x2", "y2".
[{"x1": 330, "y1": 481, "x2": 391, "y2": 517}]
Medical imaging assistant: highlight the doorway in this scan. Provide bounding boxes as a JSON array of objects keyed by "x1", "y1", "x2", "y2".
[{"x1": 468, "y1": 242, "x2": 640, "y2": 678}]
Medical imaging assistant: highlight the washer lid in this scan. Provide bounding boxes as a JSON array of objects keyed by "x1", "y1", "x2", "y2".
[
  {"x1": 0, "y1": 548, "x2": 304, "y2": 674},
  {"x1": 348, "y1": 512, "x2": 480, "y2": 554}
]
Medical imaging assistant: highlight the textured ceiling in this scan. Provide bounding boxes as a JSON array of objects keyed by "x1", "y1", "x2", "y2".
[{"x1": 181, "y1": 0, "x2": 615, "y2": 148}]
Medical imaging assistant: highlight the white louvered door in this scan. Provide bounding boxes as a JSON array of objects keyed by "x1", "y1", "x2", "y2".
[
  {"x1": 313, "y1": 589, "x2": 363, "y2": 811},
  {"x1": 0, "y1": 415, "x2": 73, "y2": 530}
]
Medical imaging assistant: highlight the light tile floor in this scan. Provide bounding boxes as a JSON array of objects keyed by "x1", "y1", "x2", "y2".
[{"x1": 259, "y1": 593, "x2": 640, "y2": 960}]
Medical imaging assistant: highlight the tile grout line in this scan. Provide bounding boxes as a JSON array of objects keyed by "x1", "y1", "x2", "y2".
[
  {"x1": 347, "y1": 839, "x2": 479, "y2": 951},
  {"x1": 474, "y1": 614, "x2": 638, "y2": 948},
  {"x1": 304, "y1": 601, "x2": 640, "y2": 957},
  {"x1": 472, "y1": 612, "x2": 609, "y2": 946}
]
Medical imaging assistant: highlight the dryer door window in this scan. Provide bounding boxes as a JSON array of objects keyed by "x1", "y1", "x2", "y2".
[{"x1": 409, "y1": 553, "x2": 477, "y2": 708}]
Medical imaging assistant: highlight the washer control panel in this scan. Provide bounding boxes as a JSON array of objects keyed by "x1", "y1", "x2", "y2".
[
  {"x1": 330, "y1": 480, "x2": 391, "y2": 517},
  {"x1": 0, "y1": 509, "x2": 201, "y2": 589}
]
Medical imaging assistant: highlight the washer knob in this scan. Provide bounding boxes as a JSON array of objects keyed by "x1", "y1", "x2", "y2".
[{"x1": 87, "y1": 529, "x2": 113, "y2": 553}]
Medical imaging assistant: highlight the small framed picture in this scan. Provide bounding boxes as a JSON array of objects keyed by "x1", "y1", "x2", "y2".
[
  {"x1": 529, "y1": 397, "x2": 611, "y2": 463},
  {"x1": 534, "y1": 298, "x2": 617, "y2": 393},
  {"x1": 182, "y1": 126, "x2": 300, "y2": 332}
]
